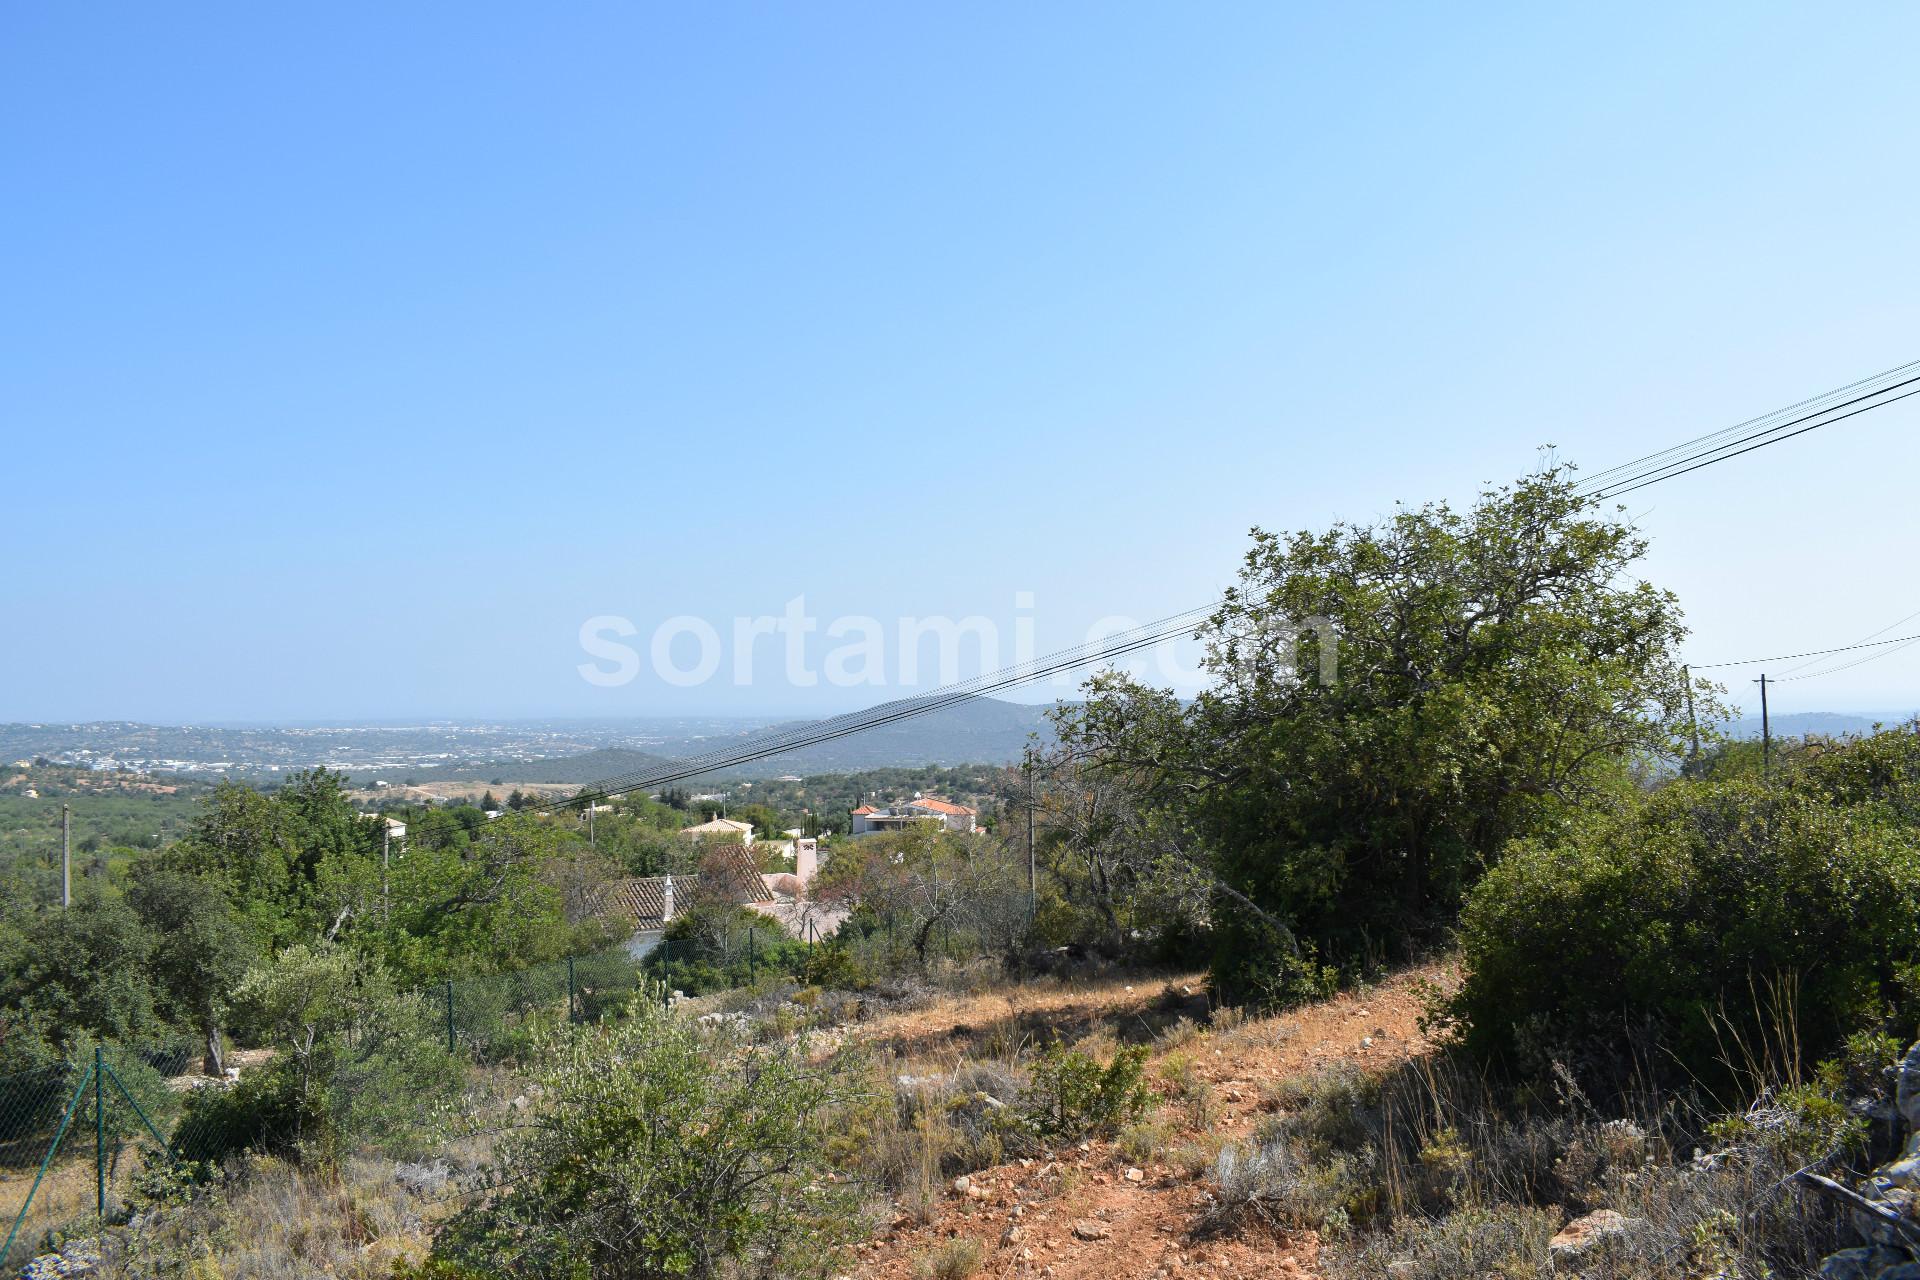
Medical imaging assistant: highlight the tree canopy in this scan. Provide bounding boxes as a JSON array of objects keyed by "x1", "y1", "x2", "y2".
[{"x1": 1052, "y1": 469, "x2": 1713, "y2": 1001}]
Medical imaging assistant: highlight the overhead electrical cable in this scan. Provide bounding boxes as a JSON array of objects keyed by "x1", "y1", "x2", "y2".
[
  {"x1": 1778, "y1": 637, "x2": 1920, "y2": 682},
  {"x1": 1576, "y1": 357, "x2": 1920, "y2": 493},
  {"x1": 551, "y1": 602, "x2": 1221, "y2": 809},
  {"x1": 1777, "y1": 604, "x2": 1920, "y2": 677},
  {"x1": 554, "y1": 359, "x2": 1919, "y2": 803},
  {"x1": 1580, "y1": 369, "x2": 1920, "y2": 499},
  {"x1": 1691, "y1": 632, "x2": 1920, "y2": 670}
]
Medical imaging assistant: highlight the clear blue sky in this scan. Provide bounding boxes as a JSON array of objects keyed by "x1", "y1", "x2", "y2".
[{"x1": 7, "y1": 3, "x2": 1920, "y2": 723}]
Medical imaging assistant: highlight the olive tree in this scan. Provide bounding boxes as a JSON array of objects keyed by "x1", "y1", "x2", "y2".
[{"x1": 1055, "y1": 468, "x2": 1714, "y2": 1002}]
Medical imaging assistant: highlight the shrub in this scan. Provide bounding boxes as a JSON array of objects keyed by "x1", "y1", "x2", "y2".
[
  {"x1": 434, "y1": 994, "x2": 865, "y2": 1279},
  {"x1": 1275, "y1": 1063, "x2": 1382, "y2": 1155},
  {"x1": 913, "y1": 1237, "x2": 984, "y2": 1280},
  {"x1": 1325, "y1": 1205, "x2": 1557, "y2": 1280},
  {"x1": 1020, "y1": 1043, "x2": 1151, "y2": 1138},
  {"x1": 1449, "y1": 755, "x2": 1920, "y2": 1092},
  {"x1": 1159, "y1": 1052, "x2": 1220, "y2": 1128},
  {"x1": 1203, "y1": 1137, "x2": 1373, "y2": 1236},
  {"x1": 206, "y1": 945, "x2": 458, "y2": 1165},
  {"x1": 1118, "y1": 1116, "x2": 1175, "y2": 1164}
]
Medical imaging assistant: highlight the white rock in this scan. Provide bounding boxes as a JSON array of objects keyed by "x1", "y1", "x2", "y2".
[
  {"x1": 1897, "y1": 1039, "x2": 1920, "y2": 1130},
  {"x1": 1549, "y1": 1209, "x2": 1640, "y2": 1260}
]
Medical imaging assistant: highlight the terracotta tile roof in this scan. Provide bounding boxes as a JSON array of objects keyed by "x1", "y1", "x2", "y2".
[
  {"x1": 700, "y1": 842, "x2": 775, "y2": 905},
  {"x1": 592, "y1": 876, "x2": 672, "y2": 928},
  {"x1": 589, "y1": 853, "x2": 771, "y2": 930},
  {"x1": 907, "y1": 797, "x2": 974, "y2": 816},
  {"x1": 850, "y1": 805, "x2": 877, "y2": 815}
]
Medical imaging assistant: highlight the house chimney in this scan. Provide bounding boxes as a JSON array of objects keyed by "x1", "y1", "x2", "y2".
[
  {"x1": 795, "y1": 838, "x2": 817, "y2": 886},
  {"x1": 663, "y1": 875, "x2": 675, "y2": 921}
]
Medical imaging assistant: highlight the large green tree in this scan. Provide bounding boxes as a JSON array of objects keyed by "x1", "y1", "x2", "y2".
[
  {"x1": 127, "y1": 865, "x2": 256, "y2": 1075},
  {"x1": 1055, "y1": 468, "x2": 1711, "y2": 1002}
]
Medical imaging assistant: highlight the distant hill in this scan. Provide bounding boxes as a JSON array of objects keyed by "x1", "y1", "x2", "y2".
[
  {"x1": 735, "y1": 697, "x2": 1053, "y2": 773},
  {"x1": 436, "y1": 698, "x2": 1059, "y2": 788},
  {"x1": 422, "y1": 747, "x2": 672, "y2": 786},
  {"x1": 1724, "y1": 710, "x2": 1919, "y2": 740}
]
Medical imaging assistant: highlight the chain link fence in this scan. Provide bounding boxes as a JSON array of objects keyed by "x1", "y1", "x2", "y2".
[
  {"x1": 1, "y1": 907, "x2": 1013, "y2": 1267},
  {"x1": 443, "y1": 940, "x2": 652, "y2": 1060},
  {"x1": 0, "y1": 1050, "x2": 188, "y2": 1271}
]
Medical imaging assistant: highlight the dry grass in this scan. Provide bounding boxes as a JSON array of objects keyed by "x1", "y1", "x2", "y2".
[
  {"x1": 1204, "y1": 1050, "x2": 1857, "y2": 1279},
  {"x1": 912, "y1": 1236, "x2": 984, "y2": 1280},
  {"x1": 92, "y1": 1154, "x2": 437, "y2": 1279}
]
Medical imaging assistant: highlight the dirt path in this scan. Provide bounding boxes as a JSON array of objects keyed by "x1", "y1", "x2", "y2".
[{"x1": 845, "y1": 963, "x2": 1450, "y2": 1280}]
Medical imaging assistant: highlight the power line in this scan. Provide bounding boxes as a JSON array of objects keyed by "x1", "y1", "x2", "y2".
[
  {"x1": 1778, "y1": 604, "x2": 1920, "y2": 677},
  {"x1": 554, "y1": 359, "x2": 1916, "y2": 803},
  {"x1": 1691, "y1": 631, "x2": 1920, "y2": 670},
  {"x1": 1577, "y1": 357, "x2": 1920, "y2": 491},
  {"x1": 1589, "y1": 384, "x2": 1920, "y2": 498},
  {"x1": 1778, "y1": 636, "x2": 1920, "y2": 683},
  {"x1": 1580, "y1": 370, "x2": 1920, "y2": 499},
  {"x1": 552, "y1": 603, "x2": 1219, "y2": 809}
]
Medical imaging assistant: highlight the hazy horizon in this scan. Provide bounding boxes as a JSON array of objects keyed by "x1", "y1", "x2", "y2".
[{"x1": 9, "y1": 5, "x2": 1920, "y2": 725}]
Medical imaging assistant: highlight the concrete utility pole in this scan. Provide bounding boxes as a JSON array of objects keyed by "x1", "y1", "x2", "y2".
[
  {"x1": 1682, "y1": 664, "x2": 1701, "y2": 762},
  {"x1": 381, "y1": 820, "x2": 391, "y2": 921},
  {"x1": 61, "y1": 803, "x2": 71, "y2": 908}
]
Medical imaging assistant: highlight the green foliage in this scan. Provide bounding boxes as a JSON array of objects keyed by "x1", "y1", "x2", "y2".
[
  {"x1": 823, "y1": 824, "x2": 1029, "y2": 967},
  {"x1": 371, "y1": 813, "x2": 618, "y2": 985},
  {"x1": 1449, "y1": 728, "x2": 1920, "y2": 1091},
  {"x1": 433, "y1": 996, "x2": 865, "y2": 1279},
  {"x1": 209, "y1": 944, "x2": 459, "y2": 1164},
  {"x1": 0, "y1": 887, "x2": 175, "y2": 1073},
  {"x1": 642, "y1": 905, "x2": 813, "y2": 996},
  {"x1": 1053, "y1": 468, "x2": 1708, "y2": 1005},
  {"x1": 0, "y1": 768, "x2": 214, "y2": 905},
  {"x1": 127, "y1": 864, "x2": 256, "y2": 1073},
  {"x1": 1020, "y1": 1043, "x2": 1151, "y2": 1138}
]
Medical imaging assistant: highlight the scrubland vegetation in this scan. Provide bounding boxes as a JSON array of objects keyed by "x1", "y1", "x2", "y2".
[{"x1": 7, "y1": 468, "x2": 1920, "y2": 1277}]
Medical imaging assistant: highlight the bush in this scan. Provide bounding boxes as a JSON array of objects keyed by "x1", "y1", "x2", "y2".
[
  {"x1": 1203, "y1": 1137, "x2": 1374, "y2": 1236},
  {"x1": 644, "y1": 906, "x2": 818, "y2": 997},
  {"x1": 913, "y1": 1238, "x2": 984, "y2": 1280},
  {"x1": 1449, "y1": 751, "x2": 1920, "y2": 1092},
  {"x1": 1325, "y1": 1205, "x2": 1557, "y2": 1280},
  {"x1": 1020, "y1": 1043, "x2": 1151, "y2": 1138},
  {"x1": 209, "y1": 945, "x2": 459, "y2": 1164},
  {"x1": 434, "y1": 993, "x2": 866, "y2": 1279}
]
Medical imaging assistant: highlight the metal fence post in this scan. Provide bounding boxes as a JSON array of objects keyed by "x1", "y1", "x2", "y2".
[
  {"x1": 567, "y1": 955, "x2": 578, "y2": 1023},
  {"x1": 94, "y1": 1045, "x2": 105, "y2": 1218},
  {"x1": 444, "y1": 980, "x2": 456, "y2": 1053},
  {"x1": 2, "y1": 1062, "x2": 94, "y2": 1262}
]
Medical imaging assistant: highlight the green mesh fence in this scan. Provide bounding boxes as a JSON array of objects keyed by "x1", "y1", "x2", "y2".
[
  {"x1": 444, "y1": 941, "x2": 650, "y2": 1059},
  {"x1": 0, "y1": 1050, "x2": 182, "y2": 1271}
]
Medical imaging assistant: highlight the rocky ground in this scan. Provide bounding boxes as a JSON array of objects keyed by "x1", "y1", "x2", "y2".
[{"x1": 843, "y1": 965, "x2": 1450, "y2": 1280}]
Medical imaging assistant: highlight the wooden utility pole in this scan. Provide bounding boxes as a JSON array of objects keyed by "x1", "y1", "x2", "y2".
[
  {"x1": 381, "y1": 820, "x2": 391, "y2": 921},
  {"x1": 61, "y1": 803, "x2": 71, "y2": 908},
  {"x1": 1756, "y1": 673, "x2": 1773, "y2": 776}
]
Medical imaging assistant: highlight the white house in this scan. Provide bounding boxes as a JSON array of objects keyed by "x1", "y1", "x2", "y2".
[
  {"x1": 848, "y1": 797, "x2": 977, "y2": 836},
  {"x1": 678, "y1": 816, "x2": 755, "y2": 845}
]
